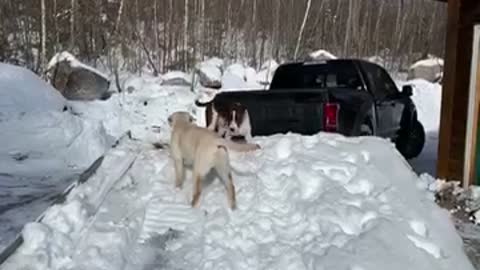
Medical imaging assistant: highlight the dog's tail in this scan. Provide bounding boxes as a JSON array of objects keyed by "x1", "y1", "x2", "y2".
[{"x1": 221, "y1": 139, "x2": 260, "y2": 152}]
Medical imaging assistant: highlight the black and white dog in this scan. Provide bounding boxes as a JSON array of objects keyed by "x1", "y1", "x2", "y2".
[{"x1": 195, "y1": 99, "x2": 253, "y2": 143}]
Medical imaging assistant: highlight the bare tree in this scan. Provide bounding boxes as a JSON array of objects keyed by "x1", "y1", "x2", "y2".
[
  {"x1": 40, "y1": 0, "x2": 46, "y2": 70},
  {"x1": 294, "y1": 0, "x2": 312, "y2": 60},
  {"x1": 183, "y1": 0, "x2": 189, "y2": 70},
  {"x1": 70, "y1": 0, "x2": 75, "y2": 49}
]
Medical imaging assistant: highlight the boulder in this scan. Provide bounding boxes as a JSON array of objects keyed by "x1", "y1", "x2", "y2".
[
  {"x1": 46, "y1": 52, "x2": 111, "y2": 101},
  {"x1": 407, "y1": 57, "x2": 444, "y2": 83},
  {"x1": 161, "y1": 71, "x2": 192, "y2": 86},
  {"x1": 195, "y1": 62, "x2": 222, "y2": 89}
]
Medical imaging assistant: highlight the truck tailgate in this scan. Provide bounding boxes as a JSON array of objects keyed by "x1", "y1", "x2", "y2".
[{"x1": 213, "y1": 90, "x2": 328, "y2": 136}]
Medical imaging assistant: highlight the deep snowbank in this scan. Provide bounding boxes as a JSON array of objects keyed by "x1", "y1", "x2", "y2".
[
  {"x1": 2, "y1": 132, "x2": 473, "y2": 270},
  {"x1": 0, "y1": 63, "x2": 66, "y2": 119}
]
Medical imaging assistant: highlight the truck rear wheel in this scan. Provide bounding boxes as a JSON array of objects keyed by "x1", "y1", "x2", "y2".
[
  {"x1": 396, "y1": 120, "x2": 425, "y2": 159},
  {"x1": 360, "y1": 124, "x2": 373, "y2": 136}
]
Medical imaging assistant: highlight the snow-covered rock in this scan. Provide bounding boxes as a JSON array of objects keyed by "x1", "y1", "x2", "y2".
[
  {"x1": 407, "y1": 57, "x2": 444, "y2": 83},
  {"x1": 161, "y1": 71, "x2": 192, "y2": 86},
  {"x1": 46, "y1": 51, "x2": 111, "y2": 101},
  {"x1": 0, "y1": 63, "x2": 66, "y2": 119},
  {"x1": 308, "y1": 49, "x2": 337, "y2": 61},
  {"x1": 195, "y1": 62, "x2": 222, "y2": 89}
]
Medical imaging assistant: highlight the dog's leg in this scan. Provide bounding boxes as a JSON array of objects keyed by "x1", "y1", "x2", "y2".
[
  {"x1": 226, "y1": 173, "x2": 237, "y2": 210},
  {"x1": 191, "y1": 173, "x2": 203, "y2": 207},
  {"x1": 214, "y1": 146, "x2": 237, "y2": 210},
  {"x1": 174, "y1": 158, "x2": 185, "y2": 188}
]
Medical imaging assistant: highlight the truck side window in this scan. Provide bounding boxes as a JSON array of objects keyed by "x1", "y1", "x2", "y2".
[{"x1": 362, "y1": 63, "x2": 399, "y2": 99}]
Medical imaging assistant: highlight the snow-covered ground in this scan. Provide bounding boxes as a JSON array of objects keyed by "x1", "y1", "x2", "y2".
[
  {"x1": 0, "y1": 62, "x2": 467, "y2": 269},
  {"x1": 2, "y1": 127, "x2": 473, "y2": 269}
]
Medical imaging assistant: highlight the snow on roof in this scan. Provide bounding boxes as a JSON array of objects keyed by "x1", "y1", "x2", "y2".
[
  {"x1": 47, "y1": 51, "x2": 109, "y2": 80},
  {"x1": 309, "y1": 49, "x2": 337, "y2": 60}
]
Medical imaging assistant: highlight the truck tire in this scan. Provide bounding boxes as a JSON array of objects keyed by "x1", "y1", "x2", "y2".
[
  {"x1": 395, "y1": 120, "x2": 425, "y2": 159},
  {"x1": 360, "y1": 123, "x2": 373, "y2": 136}
]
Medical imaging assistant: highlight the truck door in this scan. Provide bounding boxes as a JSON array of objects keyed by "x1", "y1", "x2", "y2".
[{"x1": 360, "y1": 63, "x2": 404, "y2": 138}]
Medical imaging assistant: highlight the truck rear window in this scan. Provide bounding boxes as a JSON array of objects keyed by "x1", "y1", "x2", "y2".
[{"x1": 270, "y1": 61, "x2": 363, "y2": 90}]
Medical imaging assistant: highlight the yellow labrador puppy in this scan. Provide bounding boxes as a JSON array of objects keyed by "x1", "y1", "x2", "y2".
[{"x1": 168, "y1": 111, "x2": 260, "y2": 210}]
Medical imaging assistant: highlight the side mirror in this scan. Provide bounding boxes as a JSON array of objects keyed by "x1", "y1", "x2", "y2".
[{"x1": 402, "y1": 85, "x2": 413, "y2": 97}]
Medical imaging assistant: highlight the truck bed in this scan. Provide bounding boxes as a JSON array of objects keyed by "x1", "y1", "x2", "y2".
[{"x1": 214, "y1": 89, "x2": 329, "y2": 136}]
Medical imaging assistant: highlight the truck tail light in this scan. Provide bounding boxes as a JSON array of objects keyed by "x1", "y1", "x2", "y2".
[{"x1": 324, "y1": 103, "x2": 340, "y2": 132}]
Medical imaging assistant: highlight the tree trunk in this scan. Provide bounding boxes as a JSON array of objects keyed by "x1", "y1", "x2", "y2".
[
  {"x1": 183, "y1": 0, "x2": 189, "y2": 71},
  {"x1": 373, "y1": 0, "x2": 385, "y2": 57},
  {"x1": 70, "y1": 0, "x2": 75, "y2": 49},
  {"x1": 154, "y1": 0, "x2": 160, "y2": 71},
  {"x1": 343, "y1": 0, "x2": 353, "y2": 57},
  {"x1": 41, "y1": 0, "x2": 46, "y2": 71},
  {"x1": 293, "y1": 0, "x2": 312, "y2": 60}
]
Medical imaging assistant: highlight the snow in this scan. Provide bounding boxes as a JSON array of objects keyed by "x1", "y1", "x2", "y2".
[
  {"x1": 256, "y1": 59, "x2": 279, "y2": 85},
  {"x1": 222, "y1": 71, "x2": 248, "y2": 89},
  {"x1": 221, "y1": 63, "x2": 262, "y2": 90},
  {"x1": 47, "y1": 51, "x2": 109, "y2": 80},
  {"x1": 0, "y1": 62, "x2": 66, "y2": 119},
  {"x1": 308, "y1": 49, "x2": 337, "y2": 60},
  {"x1": 0, "y1": 67, "x2": 474, "y2": 269},
  {"x1": 2, "y1": 132, "x2": 474, "y2": 270},
  {"x1": 161, "y1": 71, "x2": 192, "y2": 86},
  {"x1": 202, "y1": 57, "x2": 224, "y2": 71}
]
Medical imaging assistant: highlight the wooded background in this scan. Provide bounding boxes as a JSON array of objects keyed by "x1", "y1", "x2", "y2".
[{"x1": 0, "y1": 0, "x2": 446, "y2": 75}]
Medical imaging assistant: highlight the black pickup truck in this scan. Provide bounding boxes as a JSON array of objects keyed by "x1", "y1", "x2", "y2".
[{"x1": 200, "y1": 59, "x2": 425, "y2": 159}]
